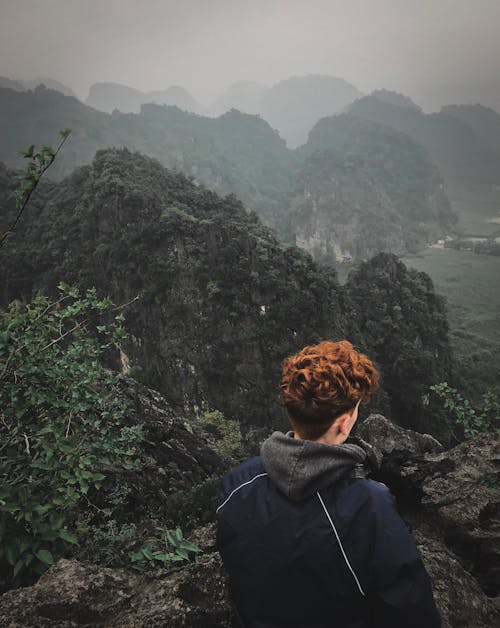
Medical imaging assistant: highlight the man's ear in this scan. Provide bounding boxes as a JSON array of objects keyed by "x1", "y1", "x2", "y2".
[{"x1": 338, "y1": 414, "x2": 352, "y2": 436}]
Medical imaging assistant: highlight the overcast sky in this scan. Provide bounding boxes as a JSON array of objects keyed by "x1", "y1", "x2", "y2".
[{"x1": 1, "y1": 0, "x2": 499, "y2": 111}]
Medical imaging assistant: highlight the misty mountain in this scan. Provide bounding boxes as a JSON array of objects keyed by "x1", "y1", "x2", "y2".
[
  {"x1": 0, "y1": 76, "x2": 76, "y2": 98},
  {"x1": 0, "y1": 85, "x2": 297, "y2": 229},
  {"x1": 349, "y1": 92, "x2": 500, "y2": 186},
  {"x1": 370, "y1": 89, "x2": 421, "y2": 110},
  {"x1": 260, "y1": 74, "x2": 362, "y2": 148},
  {"x1": 289, "y1": 113, "x2": 455, "y2": 262},
  {"x1": 0, "y1": 76, "x2": 25, "y2": 91},
  {"x1": 86, "y1": 82, "x2": 202, "y2": 114},
  {"x1": 0, "y1": 149, "x2": 453, "y2": 435},
  {"x1": 0, "y1": 85, "x2": 464, "y2": 260},
  {"x1": 207, "y1": 81, "x2": 266, "y2": 117},
  {"x1": 23, "y1": 78, "x2": 77, "y2": 98},
  {"x1": 442, "y1": 103, "x2": 500, "y2": 157}
]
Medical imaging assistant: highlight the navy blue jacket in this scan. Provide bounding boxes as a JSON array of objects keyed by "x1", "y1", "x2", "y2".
[{"x1": 217, "y1": 456, "x2": 441, "y2": 628}]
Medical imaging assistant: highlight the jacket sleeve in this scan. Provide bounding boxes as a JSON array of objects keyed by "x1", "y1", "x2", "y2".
[{"x1": 364, "y1": 482, "x2": 442, "y2": 628}]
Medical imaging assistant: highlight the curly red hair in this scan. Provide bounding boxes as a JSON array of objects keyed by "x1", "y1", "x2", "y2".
[{"x1": 280, "y1": 340, "x2": 379, "y2": 439}]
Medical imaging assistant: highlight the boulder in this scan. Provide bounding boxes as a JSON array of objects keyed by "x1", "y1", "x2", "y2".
[
  {"x1": 0, "y1": 551, "x2": 231, "y2": 627},
  {"x1": 357, "y1": 413, "x2": 443, "y2": 456}
]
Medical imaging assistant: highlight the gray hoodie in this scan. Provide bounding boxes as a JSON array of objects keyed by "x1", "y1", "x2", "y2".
[{"x1": 260, "y1": 431, "x2": 368, "y2": 501}]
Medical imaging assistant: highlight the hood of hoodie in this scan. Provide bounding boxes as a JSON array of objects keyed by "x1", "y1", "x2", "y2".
[{"x1": 260, "y1": 431, "x2": 368, "y2": 501}]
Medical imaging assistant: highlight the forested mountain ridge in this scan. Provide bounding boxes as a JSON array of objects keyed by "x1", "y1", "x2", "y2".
[
  {"x1": 349, "y1": 93, "x2": 500, "y2": 186},
  {"x1": 83, "y1": 74, "x2": 362, "y2": 148},
  {"x1": 0, "y1": 150, "x2": 354, "y2": 428},
  {"x1": 0, "y1": 85, "x2": 297, "y2": 230},
  {"x1": 0, "y1": 149, "x2": 453, "y2": 437},
  {"x1": 0, "y1": 86, "x2": 459, "y2": 260},
  {"x1": 289, "y1": 114, "x2": 455, "y2": 262}
]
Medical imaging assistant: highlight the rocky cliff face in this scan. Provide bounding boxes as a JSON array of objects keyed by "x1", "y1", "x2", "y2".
[
  {"x1": 0, "y1": 152, "x2": 454, "y2": 437},
  {"x1": 0, "y1": 149, "x2": 355, "y2": 429},
  {"x1": 289, "y1": 114, "x2": 455, "y2": 263},
  {"x1": 1, "y1": 415, "x2": 497, "y2": 628}
]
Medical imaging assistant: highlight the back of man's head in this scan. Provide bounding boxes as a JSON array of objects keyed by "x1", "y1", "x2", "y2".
[{"x1": 280, "y1": 340, "x2": 379, "y2": 440}]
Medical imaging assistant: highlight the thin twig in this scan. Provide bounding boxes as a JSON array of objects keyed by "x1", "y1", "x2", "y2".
[
  {"x1": 41, "y1": 319, "x2": 88, "y2": 352},
  {"x1": 112, "y1": 294, "x2": 140, "y2": 311},
  {"x1": 0, "y1": 132, "x2": 70, "y2": 248},
  {"x1": 65, "y1": 411, "x2": 73, "y2": 438},
  {"x1": 0, "y1": 346, "x2": 17, "y2": 380},
  {"x1": 23, "y1": 433, "x2": 31, "y2": 455}
]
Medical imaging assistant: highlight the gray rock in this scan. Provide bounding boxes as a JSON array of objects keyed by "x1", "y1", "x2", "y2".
[
  {"x1": 357, "y1": 413, "x2": 443, "y2": 456},
  {"x1": 0, "y1": 547, "x2": 231, "y2": 627}
]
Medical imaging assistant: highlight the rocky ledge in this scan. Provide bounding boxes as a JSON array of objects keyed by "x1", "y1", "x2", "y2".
[{"x1": 1, "y1": 415, "x2": 498, "y2": 627}]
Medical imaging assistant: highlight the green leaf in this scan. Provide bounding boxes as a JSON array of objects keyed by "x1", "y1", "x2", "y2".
[
  {"x1": 58, "y1": 529, "x2": 78, "y2": 545},
  {"x1": 179, "y1": 540, "x2": 201, "y2": 553},
  {"x1": 35, "y1": 549, "x2": 54, "y2": 565},
  {"x1": 23, "y1": 144, "x2": 35, "y2": 159},
  {"x1": 13, "y1": 559, "x2": 25, "y2": 578},
  {"x1": 141, "y1": 547, "x2": 154, "y2": 561},
  {"x1": 5, "y1": 545, "x2": 18, "y2": 566},
  {"x1": 166, "y1": 530, "x2": 176, "y2": 546},
  {"x1": 34, "y1": 504, "x2": 51, "y2": 515}
]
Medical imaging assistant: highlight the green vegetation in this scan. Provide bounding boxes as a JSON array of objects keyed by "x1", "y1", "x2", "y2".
[
  {"x1": 346, "y1": 253, "x2": 453, "y2": 440},
  {"x1": 0, "y1": 286, "x2": 142, "y2": 587},
  {"x1": 0, "y1": 148, "x2": 355, "y2": 431},
  {"x1": 197, "y1": 410, "x2": 247, "y2": 467},
  {"x1": 430, "y1": 382, "x2": 499, "y2": 439},
  {"x1": 403, "y1": 248, "x2": 500, "y2": 403},
  {"x1": 0, "y1": 129, "x2": 70, "y2": 248},
  {"x1": 129, "y1": 528, "x2": 200, "y2": 572}
]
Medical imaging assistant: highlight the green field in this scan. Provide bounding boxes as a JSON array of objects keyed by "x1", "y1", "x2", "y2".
[{"x1": 403, "y1": 247, "x2": 500, "y2": 399}]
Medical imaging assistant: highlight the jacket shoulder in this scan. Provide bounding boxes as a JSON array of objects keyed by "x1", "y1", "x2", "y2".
[
  {"x1": 328, "y1": 476, "x2": 394, "y2": 515},
  {"x1": 217, "y1": 456, "x2": 267, "y2": 509}
]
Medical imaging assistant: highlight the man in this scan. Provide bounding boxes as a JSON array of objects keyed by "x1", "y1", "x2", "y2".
[{"x1": 216, "y1": 340, "x2": 441, "y2": 627}]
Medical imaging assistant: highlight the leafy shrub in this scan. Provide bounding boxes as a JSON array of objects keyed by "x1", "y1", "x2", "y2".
[
  {"x1": 166, "y1": 476, "x2": 219, "y2": 532},
  {"x1": 197, "y1": 410, "x2": 247, "y2": 466},
  {"x1": 129, "y1": 528, "x2": 200, "y2": 572},
  {"x1": 0, "y1": 285, "x2": 143, "y2": 587},
  {"x1": 430, "y1": 382, "x2": 500, "y2": 438}
]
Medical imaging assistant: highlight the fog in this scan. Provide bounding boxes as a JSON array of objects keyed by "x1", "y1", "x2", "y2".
[{"x1": 1, "y1": 0, "x2": 500, "y2": 111}]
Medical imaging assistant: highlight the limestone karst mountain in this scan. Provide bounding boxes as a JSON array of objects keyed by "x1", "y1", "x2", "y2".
[
  {"x1": 0, "y1": 85, "x2": 296, "y2": 230},
  {"x1": 207, "y1": 80, "x2": 266, "y2": 117},
  {"x1": 0, "y1": 84, "x2": 458, "y2": 259},
  {"x1": 0, "y1": 150, "x2": 452, "y2": 436},
  {"x1": 288, "y1": 113, "x2": 455, "y2": 262},
  {"x1": 86, "y1": 81, "x2": 201, "y2": 114},
  {"x1": 259, "y1": 74, "x2": 362, "y2": 148},
  {"x1": 442, "y1": 103, "x2": 500, "y2": 157},
  {"x1": 349, "y1": 92, "x2": 500, "y2": 186}
]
